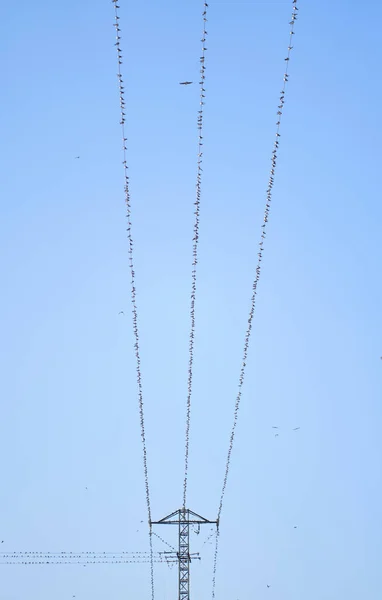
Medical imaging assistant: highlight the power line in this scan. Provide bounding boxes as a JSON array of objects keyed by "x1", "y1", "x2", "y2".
[
  {"x1": 212, "y1": 1, "x2": 299, "y2": 597},
  {"x1": 152, "y1": 531, "x2": 177, "y2": 553},
  {"x1": 1, "y1": 559, "x2": 177, "y2": 565},
  {"x1": 0, "y1": 552, "x2": 161, "y2": 556},
  {"x1": 111, "y1": 1, "x2": 155, "y2": 598},
  {"x1": 183, "y1": 0, "x2": 209, "y2": 510},
  {"x1": 0, "y1": 551, "x2": 178, "y2": 566},
  {"x1": 200, "y1": 528, "x2": 216, "y2": 549}
]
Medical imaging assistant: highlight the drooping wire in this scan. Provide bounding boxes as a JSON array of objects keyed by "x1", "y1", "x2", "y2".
[
  {"x1": 212, "y1": 1, "x2": 299, "y2": 597},
  {"x1": 152, "y1": 531, "x2": 177, "y2": 553},
  {"x1": 111, "y1": 2, "x2": 155, "y2": 598},
  {"x1": 211, "y1": 524, "x2": 220, "y2": 598},
  {"x1": 201, "y1": 528, "x2": 216, "y2": 549},
  {"x1": 183, "y1": 0, "x2": 209, "y2": 510}
]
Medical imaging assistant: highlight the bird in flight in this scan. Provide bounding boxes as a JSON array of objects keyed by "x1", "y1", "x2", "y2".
[
  {"x1": 267, "y1": 584, "x2": 271, "y2": 588},
  {"x1": 293, "y1": 427, "x2": 300, "y2": 431},
  {"x1": 75, "y1": 156, "x2": 80, "y2": 159},
  {"x1": 272, "y1": 426, "x2": 279, "y2": 429},
  {"x1": 294, "y1": 525, "x2": 297, "y2": 529},
  {"x1": 1, "y1": 541, "x2": 4, "y2": 544},
  {"x1": 118, "y1": 311, "x2": 124, "y2": 315},
  {"x1": 179, "y1": 81, "x2": 193, "y2": 85},
  {"x1": 275, "y1": 434, "x2": 279, "y2": 437}
]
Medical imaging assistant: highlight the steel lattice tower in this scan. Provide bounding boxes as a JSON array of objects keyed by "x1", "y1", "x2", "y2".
[{"x1": 151, "y1": 508, "x2": 218, "y2": 600}]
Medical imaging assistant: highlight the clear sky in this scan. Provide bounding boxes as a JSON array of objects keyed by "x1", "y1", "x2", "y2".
[{"x1": 1, "y1": 1, "x2": 382, "y2": 599}]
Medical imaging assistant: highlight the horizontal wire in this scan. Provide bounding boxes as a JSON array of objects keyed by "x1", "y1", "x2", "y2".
[{"x1": 1, "y1": 558, "x2": 177, "y2": 565}]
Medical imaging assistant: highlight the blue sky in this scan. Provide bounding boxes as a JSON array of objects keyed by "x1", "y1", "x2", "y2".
[{"x1": 1, "y1": 0, "x2": 382, "y2": 599}]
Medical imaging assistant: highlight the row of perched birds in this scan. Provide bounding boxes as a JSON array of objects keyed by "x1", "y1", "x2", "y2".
[
  {"x1": 111, "y1": 6, "x2": 155, "y2": 599},
  {"x1": 0, "y1": 559, "x2": 174, "y2": 565},
  {"x1": 218, "y1": 0, "x2": 299, "y2": 514},
  {"x1": 0, "y1": 552, "x2": 155, "y2": 556},
  {"x1": 183, "y1": 0, "x2": 209, "y2": 510},
  {"x1": 212, "y1": 2, "x2": 299, "y2": 599}
]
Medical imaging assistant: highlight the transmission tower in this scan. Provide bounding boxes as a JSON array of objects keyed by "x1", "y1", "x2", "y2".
[{"x1": 151, "y1": 508, "x2": 218, "y2": 600}]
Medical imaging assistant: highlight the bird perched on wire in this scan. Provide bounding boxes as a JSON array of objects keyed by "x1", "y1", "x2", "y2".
[{"x1": 179, "y1": 81, "x2": 193, "y2": 85}]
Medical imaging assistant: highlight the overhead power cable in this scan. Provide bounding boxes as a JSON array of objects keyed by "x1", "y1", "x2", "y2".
[
  {"x1": 212, "y1": 1, "x2": 299, "y2": 597},
  {"x1": 111, "y1": 1, "x2": 155, "y2": 598},
  {"x1": 152, "y1": 531, "x2": 177, "y2": 553},
  {"x1": 0, "y1": 551, "x2": 178, "y2": 565},
  {"x1": 1, "y1": 558, "x2": 177, "y2": 566},
  {"x1": 183, "y1": 0, "x2": 209, "y2": 510}
]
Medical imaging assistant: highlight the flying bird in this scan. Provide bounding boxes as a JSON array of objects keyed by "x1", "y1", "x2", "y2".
[
  {"x1": 272, "y1": 426, "x2": 279, "y2": 429},
  {"x1": 75, "y1": 156, "x2": 80, "y2": 159},
  {"x1": 118, "y1": 311, "x2": 124, "y2": 315},
  {"x1": 179, "y1": 81, "x2": 193, "y2": 85},
  {"x1": 267, "y1": 585, "x2": 271, "y2": 588},
  {"x1": 294, "y1": 526, "x2": 297, "y2": 529},
  {"x1": 293, "y1": 427, "x2": 300, "y2": 431}
]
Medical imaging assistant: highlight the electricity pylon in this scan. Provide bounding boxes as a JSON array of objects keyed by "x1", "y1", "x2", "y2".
[{"x1": 151, "y1": 508, "x2": 218, "y2": 600}]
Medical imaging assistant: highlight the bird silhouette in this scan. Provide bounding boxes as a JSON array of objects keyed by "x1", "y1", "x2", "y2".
[
  {"x1": 118, "y1": 311, "x2": 124, "y2": 315},
  {"x1": 179, "y1": 81, "x2": 193, "y2": 85},
  {"x1": 267, "y1": 585, "x2": 270, "y2": 588},
  {"x1": 75, "y1": 156, "x2": 80, "y2": 159},
  {"x1": 293, "y1": 427, "x2": 300, "y2": 431}
]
